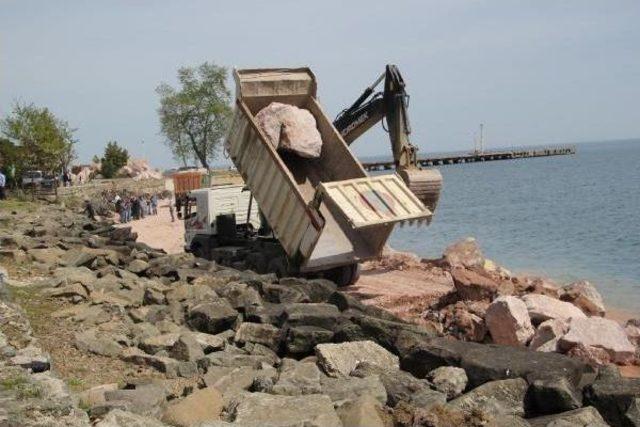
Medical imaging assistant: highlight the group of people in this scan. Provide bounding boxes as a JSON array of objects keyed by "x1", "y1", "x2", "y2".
[{"x1": 114, "y1": 193, "x2": 159, "y2": 223}]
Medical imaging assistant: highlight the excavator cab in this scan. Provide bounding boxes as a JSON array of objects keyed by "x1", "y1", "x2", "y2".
[{"x1": 334, "y1": 65, "x2": 443, "y2": 216}]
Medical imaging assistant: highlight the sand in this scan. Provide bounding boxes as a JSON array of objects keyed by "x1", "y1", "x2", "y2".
[{"x1": 115, "y1": 201, "x2": 185, "y2": 254}]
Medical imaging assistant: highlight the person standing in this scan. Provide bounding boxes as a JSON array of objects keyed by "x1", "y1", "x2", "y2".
[
  {"x1": 0, "y1": 169, "x2": 6, "y2": 200},
  {"x1": 151, "y1": 193, "x2": 158, "y2": 215},
  {"x1": 168, "y1": 194, "x2": 175, "y2": 222}
]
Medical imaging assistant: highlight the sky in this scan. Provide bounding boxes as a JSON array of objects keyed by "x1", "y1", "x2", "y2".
[{"x1": 1, "y1": 0, "x2": 639, "y2": 169}]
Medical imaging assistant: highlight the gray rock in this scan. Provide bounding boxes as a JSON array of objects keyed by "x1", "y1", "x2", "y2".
[
  {"x1": 320, "y1": 375, "x2": 387, "y2": 406},
  {"x1": 272, "y1": 360, "x2": 324, "y2": 395},
  {"x1": 191, "y1": 331, "x2": 226, "y2": 353},
  {"x1": 410, "y1": 387, "x2": 447, "y2": 410},
  {"x1": 127, "y1": 259, "x2": 150, "y2": 274},
  {"x1": 316, "y1": 340, "x2": 399, "y2": 377},
  {"x1": 9, "y1": 345, "x2": 51, "y2": 372},
  {"x1": 351, "y1": 361, "x2": 434, "y2": 407},
  {"x1": 234, "y1": 322, "x2": 282, "y2": 350},
  {"x1": 187, "y1": 300, "x2": 239, "y2": 334},
  {"x1": 231, "y1": 392, "x2": 342, "y2": 427},
  {"x1": 94, "y1": 409, "x2": 167, "y2": 427},
  {"x1": 530, "y1": 377, "x2": 583, "y2": 414},
  {"x1": 205, "y1": 365, "x2": 277, "y2": 398},
  {"x1": 336, "y1": 395, "x2": 387, "y2": 427},
  {"x1": 120, "y1": 347, "x2": 180, "y2": 378},
  {"x1": 281, "y1": 303, "x2": 341, "y2": 330},
  {"x1": 170, "y1": 333, "x2": 205, "y2": 362},
  {"x1": 139, "y1": 333, "x2": 181, "y2": 354},
  {"x1": 527, "y1": 406, "x2": 608, "y2": 427},
  {"x1": 447, "y1": 378, "x2": 528, "y2": 417},
  {"x1": 104, "y1": 384, "x2": 166, "y2": 416},
  {"x1": 285, "y1": 325, "x2": 333, "y2": 356},
  {"x1": 586, "y1": 368, "x2": 640, "y2": 427},
  {"x1": 75, "y1": 329, "x2": 122, "y2": 357},
  {"x1": 427, "y1": 366, "x2": 468, "y2": 399}
]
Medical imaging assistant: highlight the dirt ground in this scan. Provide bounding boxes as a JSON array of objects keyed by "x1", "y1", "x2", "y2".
[{"x1": 116, "y1": 200, "x2": 185, "y2": 254}]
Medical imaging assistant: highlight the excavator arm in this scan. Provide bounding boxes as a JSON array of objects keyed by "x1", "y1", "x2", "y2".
[{"x1": 334, "y1": 65, "x2": 442, "y2": 215}]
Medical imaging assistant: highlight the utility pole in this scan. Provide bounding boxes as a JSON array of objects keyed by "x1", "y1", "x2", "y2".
[{"x1": 479, "y1": 123, "x2": 484, "y2": 154}]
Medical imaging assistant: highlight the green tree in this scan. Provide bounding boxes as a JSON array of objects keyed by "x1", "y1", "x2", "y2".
[
  {"x1": 156, "y1": 62, "x2": 232, "y2": 169},
  {"x1": 100, "y1": 141, "x2": 129, "y2": 178},
  {"x1": 0, "y1": 102, "x2": 76, "y2": 174}
]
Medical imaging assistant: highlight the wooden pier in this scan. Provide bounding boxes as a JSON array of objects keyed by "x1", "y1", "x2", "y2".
[{"x1": 361, "y1": 145, "x2": 576, "y2": 171}]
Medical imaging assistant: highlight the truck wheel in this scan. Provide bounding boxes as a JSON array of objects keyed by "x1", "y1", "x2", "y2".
[
  {"x1": 246, "y1": 252, "x2": 268, "y2": 274},
  {"x1": 325, "y1": 264, "x2": 360, "y2": 287}
]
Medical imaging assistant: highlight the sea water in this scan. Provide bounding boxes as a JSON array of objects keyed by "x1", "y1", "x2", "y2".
[{"x1": 377, "y1": 140, "x2": 640, "y2": 312}]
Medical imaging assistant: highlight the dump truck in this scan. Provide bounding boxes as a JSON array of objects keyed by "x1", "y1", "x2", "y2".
[{"x1": 184, "y1": 67, "x2": 434, "y2": 286}]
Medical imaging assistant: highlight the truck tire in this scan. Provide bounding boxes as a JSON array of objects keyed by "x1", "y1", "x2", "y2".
[
  {"x1": 190, "y1": 243, "x2": 205, "y2": 260},
  {"x1": 268, "y1": 257, "x2": 289, "y2": 278},
  {"x1": 325, "y1": 264, "x2": 360, "y2": 287}
]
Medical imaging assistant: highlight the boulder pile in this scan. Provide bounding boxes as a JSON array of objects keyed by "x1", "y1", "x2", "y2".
[
  {"x1": 422, "y1": 238, "x2": 639, "y2": 369},
  {"x1": 0, "y1": 206, "x2": 638, "y2": 426}
]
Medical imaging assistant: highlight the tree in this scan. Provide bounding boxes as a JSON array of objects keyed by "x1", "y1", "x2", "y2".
[
  {"x1": 156, "y1": 62, "x2": 232, "y2": 169},
  {"x1": 100, "y1": 141, "x2": 129, "y2": 178},
  {"x1": 0, "y1": 102, "x2": 76, "y2": 174}
]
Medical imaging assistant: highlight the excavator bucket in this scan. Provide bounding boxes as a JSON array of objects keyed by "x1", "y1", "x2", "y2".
[{"x1": 396, "y1": 167, "x2": 443, "y2": 218}]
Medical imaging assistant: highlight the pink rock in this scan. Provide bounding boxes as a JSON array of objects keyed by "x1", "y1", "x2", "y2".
[
  {"x1": 530, "y1": 319, "x2": 569, "y2": 350},
  {"x1": 522, "y1": 294, "x2": 587, "y2": 324},
  {"x1": 566, "y1": 343, "x2": 612, "y2": 367},
  {"x1": 560, "y1": 280, "x2": 606, "y2": 317},
  {"x1": 486, "y1": 296, "x2": 534, "y2": 346},
  {"x1": 625, "y1": 319, "x2": 640, "y2": 346},
  {"x1": 451, "y1": 267, "x2": 499, "y2": 302},
  {"x1": 558, "y1": 317, "x2": 636, "y2": 364},
  {"x1": 443, "y1": 238, "x2": 485, "y2": 269},
  {"x1": 255, "y1": 102, "x2": 322, "y2": 158}
]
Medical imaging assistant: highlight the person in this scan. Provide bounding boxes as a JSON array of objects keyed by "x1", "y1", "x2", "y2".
[
  {"x1": 62, "y1": 170, "x2": 71, "y2": 187},
  {"x1": 132, "y1": 196, "x2": 141, "y2": 220},
  {"x1": 151, "y1": 193, "x2": 158, "y2": 215},
  {"x1": 0, "y1": 169, "x2": 6, "y2": 200},
  {"x1": 139, "y1": 196, "x2": 147, "y2": 219},
  {"x1": 168, "y1": 194, "x2": 175, "y2": 222},
  {"x1": 83, "y1": 199, "x2": 96, "y2": 220}
]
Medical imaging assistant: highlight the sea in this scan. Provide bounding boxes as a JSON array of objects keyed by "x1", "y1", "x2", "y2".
[{"x1": 367, "y1": 140, "x2": 640, "y2": 312}]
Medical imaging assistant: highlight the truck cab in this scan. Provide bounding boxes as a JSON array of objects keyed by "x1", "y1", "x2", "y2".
[{"x1": 183, "y1": 185, "x2": 261, "y2": 259}]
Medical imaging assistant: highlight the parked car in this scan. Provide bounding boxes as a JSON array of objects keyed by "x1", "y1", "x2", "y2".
[{"x1": 22, "y1": 170, "x2": 44, "y2": 187}]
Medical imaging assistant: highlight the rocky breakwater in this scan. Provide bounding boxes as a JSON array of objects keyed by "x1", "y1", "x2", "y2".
[{"x1": 0, "y1": 205, "x2": 638, "y2": 426}]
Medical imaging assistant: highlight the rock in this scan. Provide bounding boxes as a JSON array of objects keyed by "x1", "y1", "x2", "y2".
[
  {"x1": 586, "y1": 367, "x2": 640, "y2": 426},
  {"x1": 281, "y1": 303, "x2": 341, "y2": 330},
  {"x1": 231, "y1": 392, "x2": 341, "y2": 426},
  {"x1": 234, "y1": 322, "x2": 282, "y2": 351},
  {"x1": 530, "y1": 319, "x2": 569, "y2": 350},
  {"x1": 255, "y1": 102, "x2": 323, "y2": 159},
  {"x1": 60, "y1": 247, "x2": 98, "y2": 267},
  {"x1": 79, "y1": 383, "x2": 119, "y2": 408},
  {"x1": 320, "y1": 375, "x2": 387, "y2": 406},
  {"x1": 187, "y1": 300, "x2": 239, "y2": 334},
  {"x1": 285, "y1": 325, "x2": 334, "y2": 356},
  {"x1": 192, "y1": 332, "x2": 226, "y2": 353},
  {"x1": 560, "y1": 280, "x2": 606, "y2": 317},
  {"x1": 350, "y1": 314, "x2": 436, "y2": 355},
  {"x1": 161, "y1": 387, "x2": 223, "y2": 427},
  {"x1": 143, "y1": 287, "x2": 166, "y2": 305},
  {"x1": 94, "y1": 409, "x2": 166, "y2": 427},
  {"x1": 530, "y1": 375, "x2": 583, "y2": 415},
  {"x1": 170, "y1": 333, "x2": 205, "y2": 362},
  {"x1": 336, "y1": 395, "x2": 387, "y2": 427},
  {"x1": 272, "y1": 359, "x2": 323, "y2": 395},
  {"x1": 451, "y1": 267, "x2": 499, "y2": 301},
  {"x1": 427, "y1": 366, "x2": 468, "y2": 399},
  {"x1": 566, "y1": 343, "x2": 612, "y2": 366},
  {"x1": 75, "y1": 329, "x2": 122, "y2": 357},
  {"x1": 120, "y1": 347, "x2": 180, "y2": 378},
  {"x1": 527, "y1": 406, "x2": 608, "y2": 427},
  {"x1": 522, "y1": 294, "x2": 587, "y2": 324},
  {"x1": 486, "y1": 296, "x2": 535, "y2": 346},
  {"x1": 443, "y1": 237, "x2": 485, "y2": 269},
  {"x1": 440, "y1": 301, "x2": 488, "y2": 342},
  {"x1": 127, "y1": 259, "x2": 150, "y2": 274},
  {"x1": 279, "y1": 277, "x2": 337, "y2": 303},
  {"x1": 140, "y1": 333, "x2": 181, "y2": 354},
  {"x1": 9, "y1": 345, "x2": 51, "y2": 372},
  {"x1": 316, "y1": 340, "x2": 399, "y2": 377},
  {"x1": 559, "y1": 316, "x2": 636, "y2": 364},
  {"x1": 104, "y1": 384, "x2": 166, "y2": 416},
  {"x1": 45, "y1": 282, "x2": 89, "y2": 300},
  {"x1": 626, "y1": 319, "x2": 640, "y2": 346},
  {"x1": 447, "y1": 378, "x2": 528, "y2": 417}
]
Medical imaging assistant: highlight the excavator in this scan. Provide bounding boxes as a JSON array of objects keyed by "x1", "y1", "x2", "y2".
[{"x1": 333, "y1": 64, "x2": 443, "y2": 214}]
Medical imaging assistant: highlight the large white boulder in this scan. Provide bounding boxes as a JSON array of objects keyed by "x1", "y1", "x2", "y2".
[
  {"x1": 315, "y1": 341, "x2": 399, "y2": 377},
  {"x1": 529, "y1": 318, "x2": 569, "y2": 351},
  {"x1": 255, "y1": 102, "x2": 322, "y2": 158},
  {"x1": 558, "y1": 317, "x2": 636, "y2": 364},
  {"x1": 485, "y1": 296, "x2": 535, "y2": 346},
  {"x1": 521, "y1": 294, "x2": 586, "y2": 324}
]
